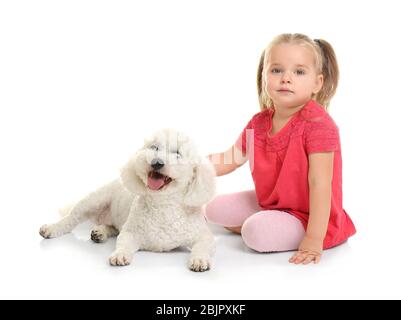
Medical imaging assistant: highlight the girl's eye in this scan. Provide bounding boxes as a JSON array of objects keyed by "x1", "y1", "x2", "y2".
[
  {"x1": 150, "y1": 145, "x2": 159, "y2": 151},
  {"x1": 271, "y1": 68, "x2": 282, "y2": 74},
  {"x1": 295, "y1": 69, "x2": 306, "y2": 75}
]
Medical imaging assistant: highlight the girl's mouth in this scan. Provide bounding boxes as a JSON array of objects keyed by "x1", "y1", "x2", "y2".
[{"x1": 278, "y1": 89, "x2": 294, "y2": 93}]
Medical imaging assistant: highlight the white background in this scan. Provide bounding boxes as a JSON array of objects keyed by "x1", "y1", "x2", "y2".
[{"x1": 1, "y1": 0, "x2": 400, "y2": 300}]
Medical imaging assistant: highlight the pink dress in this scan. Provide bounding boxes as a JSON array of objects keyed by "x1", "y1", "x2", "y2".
[{"x1": 235, "y1": 100, "x2": 356, "y2": 249}]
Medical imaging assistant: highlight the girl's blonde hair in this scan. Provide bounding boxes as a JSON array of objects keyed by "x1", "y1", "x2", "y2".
[{"x1": 257, "y1": 33, "x2": 339, "y2": 111}]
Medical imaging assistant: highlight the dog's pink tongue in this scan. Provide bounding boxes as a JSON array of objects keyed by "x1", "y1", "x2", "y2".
[{"x1": 147, "y1": 176, "x2": 165, "y2": 190}]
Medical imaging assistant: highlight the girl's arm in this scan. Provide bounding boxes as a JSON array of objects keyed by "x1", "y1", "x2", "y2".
[
  {"x1": 289, "y1": 152, "x2": 334, "y2": 265},
  {"x1": 208, "y1": 145, "x2": 248, "y2": 177}
]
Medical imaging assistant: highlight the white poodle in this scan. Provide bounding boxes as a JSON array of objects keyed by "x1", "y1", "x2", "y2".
[{"x1": 39, "y1": 129, "x2": 216, "y2": 272}]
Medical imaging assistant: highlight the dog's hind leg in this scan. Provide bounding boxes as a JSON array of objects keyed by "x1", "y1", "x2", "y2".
[
  {"x1": 39, "y1": 182, "x2": 116, "y2": 239},
  {"x1": 90, "y1": 225, "x2": 119, "y2": 243}
]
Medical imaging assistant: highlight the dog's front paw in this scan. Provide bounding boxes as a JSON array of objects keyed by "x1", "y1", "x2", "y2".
[
  {"x1": 39, "y1": 224, "x2": 61, "y2": 239},
  {"x1": 188, "y1": 255, "x2": 211, "y2": 272},
  {"x1": 91, "y1": 228, "x2": 107, "y2": 243},
  {"x1": 109, "y1": 250, "x2": 133, "y2": 266}
]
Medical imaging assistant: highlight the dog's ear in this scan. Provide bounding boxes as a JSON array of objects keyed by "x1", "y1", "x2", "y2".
[
  {"x1": 120, "y1": 155, "x2": 147, "y2": 195},
  {"x1": 183, "y1": 157, "x2": 216, "y2": 207}
]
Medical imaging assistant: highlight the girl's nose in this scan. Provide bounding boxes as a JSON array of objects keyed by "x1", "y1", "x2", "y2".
[{"x1": 281, "y1": 72, "x2": 291, "y2": 84}]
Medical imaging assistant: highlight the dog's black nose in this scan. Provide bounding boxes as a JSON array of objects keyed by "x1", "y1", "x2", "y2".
[{"x1": 151, "y1": 158, "x2": 164, "y2": 170}]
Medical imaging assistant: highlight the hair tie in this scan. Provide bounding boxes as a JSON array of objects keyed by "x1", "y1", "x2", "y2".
[
  {"x1": 314, "y1": 39, "x2": 326, "y2": 65},
  {"x1": 314, "y1": 39, "x2": 322, "y2": 47}
]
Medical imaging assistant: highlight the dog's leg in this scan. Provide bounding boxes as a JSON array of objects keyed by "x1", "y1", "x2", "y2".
[
  {"x1": 90, "y1": 225, "x2": 119, "y2": 243},
  {"x1": 39, "y1": 183, "x2": 114, "y2": 239},
  {"x1": 188, "y1": 231, "x2": 215, "y2": 272},
  {"x1": 109, "y1": 231, "x2": 139, "y2": 266}
]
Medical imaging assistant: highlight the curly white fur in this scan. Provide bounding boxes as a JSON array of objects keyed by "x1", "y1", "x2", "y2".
[{"x1": 39, "y1": 129, "x2": 216, "y2": 272}]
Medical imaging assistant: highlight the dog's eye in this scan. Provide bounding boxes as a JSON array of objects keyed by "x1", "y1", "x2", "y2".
[
  {"x1": 172, "y1": 150, "x2": 181, "y2": 158},
  {"x1": 150, "y1": 145, "x2": 159, "y2": 151}
]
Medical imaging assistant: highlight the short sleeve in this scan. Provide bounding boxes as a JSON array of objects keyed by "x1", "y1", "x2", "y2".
[
  {"x1": 304, "y1": 117, "x2": 340, "y2": 154},
  {"x1": 234, "y1": 117, "x2": 254, "y2": 154}
]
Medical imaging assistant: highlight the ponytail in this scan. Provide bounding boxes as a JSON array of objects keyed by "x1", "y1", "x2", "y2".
[{"x1": 314, "y1": 39, "x2": 339, "y2": 109}]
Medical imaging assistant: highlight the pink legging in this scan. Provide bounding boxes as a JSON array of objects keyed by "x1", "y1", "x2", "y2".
[{"x1": 205, "y1": 190, "x2": 305, "y2": 252}]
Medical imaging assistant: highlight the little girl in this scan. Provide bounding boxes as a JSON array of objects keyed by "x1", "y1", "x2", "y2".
[{"x1": 205, "y1": 33, "x2": 356, "y2": 265}]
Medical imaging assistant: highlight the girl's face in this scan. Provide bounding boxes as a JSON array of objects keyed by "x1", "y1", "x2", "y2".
[{"x1": 266, "y1": 43, "x2": 323, "y2": 110}]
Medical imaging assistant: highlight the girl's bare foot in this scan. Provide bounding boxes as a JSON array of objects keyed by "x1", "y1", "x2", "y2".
[{"x1": 224, "y1": 226, "x2": 242, "y2": 234}]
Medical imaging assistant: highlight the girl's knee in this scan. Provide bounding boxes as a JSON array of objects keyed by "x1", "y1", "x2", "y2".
[
  {"x1": 241, "y1": 211, "x2": 305, "y2": 252},
  {"x1": 204, "y1": 191, "x2": 257, "y2": 226},
  {"x1": 241, "y1": 214, "x2": 271, "y2": 252},
  {"x1": 204, "y1": 196, "x2": 225, "y2": 224}
]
